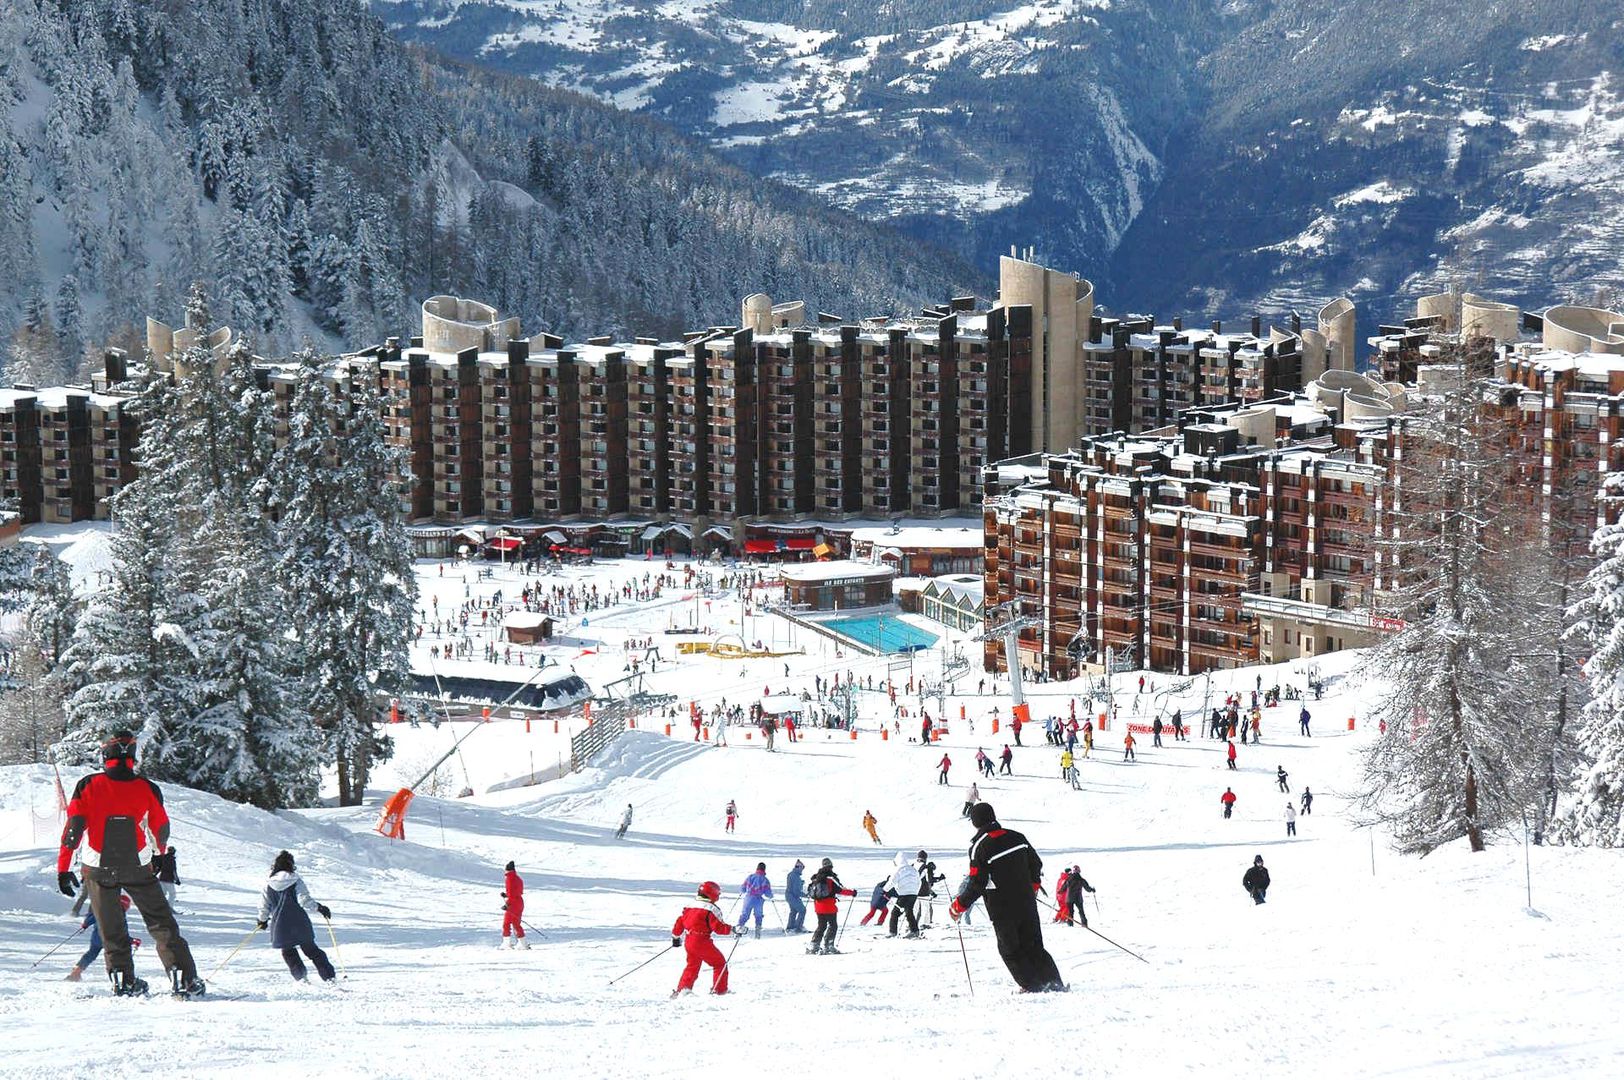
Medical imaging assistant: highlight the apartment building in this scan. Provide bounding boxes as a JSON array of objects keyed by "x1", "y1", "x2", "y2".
[{"x1": 983, "y1": 385, "x2": 1398, "y2": 677}]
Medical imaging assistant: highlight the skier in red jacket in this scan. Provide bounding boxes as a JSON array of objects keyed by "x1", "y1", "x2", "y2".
[
  {"x1": 501, "y1": 861, "x2": 529, "y2": 949},
  {"x1": 57, "y1": 731, "x2": 202, "y2": 998},
  {"x1": 671, "y1": 881, "x2": 733, "y2": 995}
]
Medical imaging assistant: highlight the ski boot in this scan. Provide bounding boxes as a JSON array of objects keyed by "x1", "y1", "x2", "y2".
[
  {"x1": 110, "y1": 969, "x2": 149, "y2": 998},
  {"x1": 170, "y1": 969, "x2": 207, "y2": 1000},
  {"x1": 519, "y1": 939, "x2": 531, "y2": 950},
  {"x1": 822, "y1": 945, "x2": 841, "y2": 955},
  {"x1": 753, "y1": 927, "x2": 761, "y2": 940}
]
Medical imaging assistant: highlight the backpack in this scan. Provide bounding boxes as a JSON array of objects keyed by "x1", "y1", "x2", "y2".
[{"x1": 808, "y1": 875, "x2": 834, "y2": 901}]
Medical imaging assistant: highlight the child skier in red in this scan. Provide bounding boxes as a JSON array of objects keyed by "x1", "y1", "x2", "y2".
[
  {"x1": 501, "y1": 861, "x2": 528, "y2": 949},
  {"x1": 671, "y1": 881, "x2": 733, "y2": 996}
]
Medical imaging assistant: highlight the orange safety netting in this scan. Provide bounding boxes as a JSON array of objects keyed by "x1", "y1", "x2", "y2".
[{"x1": 375, "y1": 788, "x2": 415, "y2": 840}]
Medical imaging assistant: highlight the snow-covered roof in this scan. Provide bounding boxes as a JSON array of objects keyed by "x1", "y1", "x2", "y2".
[
  {"x1": 848, "y1": 526, "x2": 983, "y2": 550},
  {"x1": 781, "y1": 560, "x2": 894, "y2": 583},
  {"x1": 502, "y1": 611, "x2": 552, "y2": 630}
]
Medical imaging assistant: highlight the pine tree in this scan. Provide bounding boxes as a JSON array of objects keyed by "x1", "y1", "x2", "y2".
[
  {"x1": 1357, "y1": 346, "x2": 1553, "y2": 854},
  {"x1": 272, "y1": 351, "x2": 416, "y2": 805},
  {"x1": 24, "y1": 545, "x2": 78, "y2": 670},
  {"x1": 0, "y1": 628, "x2": 67, "y2": 767},
  {"x1": 1557, "y1": 475, "x2": 1624, "y2": 847}
]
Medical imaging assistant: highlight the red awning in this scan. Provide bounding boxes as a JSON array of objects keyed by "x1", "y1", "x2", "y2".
[
  {"x1": 487, "y1": 537, "x2": 522, "y2": 552},
  {"x1": 785, "y1": 537, "x2": 816, "y2": 550},
  {"x1": 744, "y1": 540, "x2": 779, "y2": 554}
]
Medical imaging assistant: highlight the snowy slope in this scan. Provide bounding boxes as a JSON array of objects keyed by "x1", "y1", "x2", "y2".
[{"x1": 4, "y1": 643, "x2": 1624, "y2": 1078}]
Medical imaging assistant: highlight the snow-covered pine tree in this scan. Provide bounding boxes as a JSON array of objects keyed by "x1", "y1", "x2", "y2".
[
  {"x1": 0, "y1": 627, "x2": 67, "y2": 767},
  {"x1": 24, "y1": 545, "x2": 78, "y2": 670},
  {"x1": 1357, "y1": 344, "x2": 1553, "y2": 854},
  {"x1": 1556, "y1": 474, "x2": 1624, "y2": 847},
  {"x1": 273, "y1": 350, "x2": 416, "y2": 806}
]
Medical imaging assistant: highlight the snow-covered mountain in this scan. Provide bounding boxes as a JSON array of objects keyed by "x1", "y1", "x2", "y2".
[{"x1": 377, "y1": 0, "x2": 1623, "y2": 326}]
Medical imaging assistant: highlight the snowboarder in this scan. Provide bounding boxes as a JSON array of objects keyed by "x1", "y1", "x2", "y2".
[
  {"x1": 1299, "y1": 707, "x2": 1311, "y2": 737},
  {"x1": 500, "y1": 861, "x2": 529, "y2": 949},
  {"x1": 963, "y1": 782, "x2": 981, "y2": 818},
  {"x1": 999, "y1": 744, "x2": 1014, "y2": 775},
  {"x1": 784, "y1": 860, "x2": 807, "y2": 933},
  {"x1": 949, "y1": 803, "x2": 1065, "y2": 992},
  {"x1": 806, "y1": 859, "x2": 856, "y2": 954},
  {"x1": 57, "y1": 731, "x2": 202, "y2": 998},
  {"x1": 859, "y1": 878, "x2": 891, "y2": 926},
  {"x1": 1243, "y1": 856, "x2": 1270, "y2": 905},
  {"x1": 937, "y1": 752, "x2": 952, "y2": 785},
  {"x1": 885, "y1": 852, "x2": 922, "y2": 937},
  {"x1": 255, "y1": 851, "x2": 337, "y2": 981},
  {"x1": 1276, "y1": 766, "x2": 1289, "y2": 793},
  {"x1": 671, "y1": 881, "x2": 733, "y2": 995},
  {"x1": 1301, "y1": 787, "x2": 1314, "y2": 814},
  {"x1": 153, "y1": 846, "x2": 180, "y2": 908},
  {"x1": 1221, "y1": 787, "x2": 1237, "y2": 819},
  {"x1": 1226, "y1": 739, "x2": 1238, "y2": 770},
  {"x1": 616, "y1": 804, "x2": 633, "y2": 840},
  {"x1": 1123, "y1": 732, "x2": 1136, "y2": 762},
  {"x1": 1064, "y1": 866, "x2": 1096, "y2": 927},
  {"x1": 725, "y1": 799, "x2": 738, "y2": 833},
  {"x1": 66, "y1": 893, "x2": 139, "y2": 982},
  {"x1": 737, "y1": 862, "x2": 774, "y2": 938},
  {"x1": 1285, "y1": 802, "x2": 1297, "y2": 837},
  {"x1": 863, "y1": 810, "x2": 881, "y2": 845}
]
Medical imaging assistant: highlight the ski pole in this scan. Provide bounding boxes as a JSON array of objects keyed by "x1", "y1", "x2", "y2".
[
  {"x1": 30, "y1": 924, "x2": 86, "y2": 969},
  {"x1": 714, "y1": 930, "x2": 745, "y2": 989},
  {"x1": 608, "y1": 942, "x2": 674, "y2": 986},
  {"x1": 207, "y1": 927, "x2": 261, "y2": 982},
  {"x1": 322, "y1": 915, "x2": 347, "y2": 980},
  {"x1": 834, "y1": 889, "x2": 858, "y2": 947},
  {"x1": 768, "y1": 898, "x2": 786, "y2": 931},
  {"x1": 522, "y1": 919, "x2": 549, "y2": 939},
  {"x1": 955, "y1": 920, "x2": 975, "y2": 997},
  {"x1": 1081, "y1": 922, "x2": 1149, "y2": 965}
]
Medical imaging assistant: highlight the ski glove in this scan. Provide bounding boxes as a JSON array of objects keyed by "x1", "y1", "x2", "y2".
[
  {"x1": 317, "y1": 904, "x2": 331, "y2": 921},
  {"x1": 256, "y1": 920, "x2": 268, "y2": 931},
  {"x1": 672, "y1": 937, "x2": 682, "y2": 948},
  {"x1": 58, "y1": 871, "x2": 80, "y2": 897}
]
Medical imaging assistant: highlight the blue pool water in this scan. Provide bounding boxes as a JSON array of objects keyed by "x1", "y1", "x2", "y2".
[{"x1": 823, "y1": 615, "x2": 940, "y2": 653}]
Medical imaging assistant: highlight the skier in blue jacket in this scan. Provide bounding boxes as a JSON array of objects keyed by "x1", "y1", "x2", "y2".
[
  {"x1": 737, "y1": 862, "x2": 774, "y2": 938},
  {"x1": 255, "y1": 851, "x2": 336, "y2": 983},
  {"x1": 784, "y1": 860, "x2": 807, "y2": 934}
]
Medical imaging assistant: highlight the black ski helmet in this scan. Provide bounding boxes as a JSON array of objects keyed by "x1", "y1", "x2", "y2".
[
  {"x1": 917, "y1": 850, "x2": 928, "y2": 862},
  {"x1": 969, "y1": 802, "x2": 997, "y2": 829},
  {"x1": 102, "y1": 731, "x2": 137, "y2": 767},
  {"x1": 820, "y1": 858, "x2": 833, "y2": 869}
]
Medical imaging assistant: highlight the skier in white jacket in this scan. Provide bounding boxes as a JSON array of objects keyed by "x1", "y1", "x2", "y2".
[
  {"x1": 616, "y1": 804, "x2": 633, "y2": 840},
  {"x1": 255, "y1": 851, "x2": 335, "y2": 983},
  {"x1": 885, "y1": 852, "x2": 922, "y2": 937}
]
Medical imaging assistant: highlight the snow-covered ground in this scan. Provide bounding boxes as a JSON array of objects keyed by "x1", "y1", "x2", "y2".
[{"x1": 5, "y1": 630, "x2": 1624, "y2": 1078}]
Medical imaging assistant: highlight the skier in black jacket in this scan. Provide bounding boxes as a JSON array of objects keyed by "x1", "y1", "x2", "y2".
[
  {"x1": 1243, "y1": 855, "x2": 1270, "y2": 905},
  {"x1": 1063, "y1": 866, "x2": 1095, "y2": 927},
  {"x1": 949, "y1": 802, "x2": 1065, "y2": 992}
]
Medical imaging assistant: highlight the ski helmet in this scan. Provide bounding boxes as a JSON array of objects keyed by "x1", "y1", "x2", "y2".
[
  {"x1": 102, "y1": 731, "x2": 137, "y2": 768},
  {"x1": 1253, "y1": 855, "x2": 1264, "y2": 865},
  {"x1": 505, "y1": 861, "x2": 516, "y2": 872},
  {"x1": 820, "y1": 858, "x2": 833, "y2": 870},
  {"x1": 697, "y1": 881, "x2": 721, "y2": 902},
  {"x1": 756, "y1": 862, "x2": 766, "y2": 872},
  {"x1": 917, "y1": 850, "x2": 928, "y2": 862},
  {"x1": 969, "y1": 802, "x2": 997, "y2": 829}
]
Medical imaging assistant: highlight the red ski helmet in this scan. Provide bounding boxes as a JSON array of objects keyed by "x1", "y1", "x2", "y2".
[{"x1": 697, "y1": 881, "x2": 721, "y2": 902}]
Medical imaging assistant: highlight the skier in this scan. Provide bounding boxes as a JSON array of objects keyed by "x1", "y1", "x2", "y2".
[
  {"x1": 1276, "y1": 766, "x2": 1289, "y2": 794},
  {"x1": 949, "y1": 803, "x2": 1065, "y2": 992},
  {"x1": 1059, "y1": 748, "x2": 1074, "y2": 784},
  {"x1": 500, "y1": 861, "x2": 529, "y2": 949},
  {"x1": 1299, "y1": 707, "x2": 1311, "y2": 737},
  {"x1": 737, "y1": 861, "x2": 774, "y2": 938},
  {"x1": 1064, "y1": 866, "x2": 1096, "y2": 927},
  {"x1": 255, "y1": 851, "x2": 337, "y2": 982},
  {"x1": 1011, "y1": 712, "x2": 1023, "y2": 746},
  {"x1": 57, "y1": 731, "x2": 202, "y2": 998},
  {"x1": 885, "y1": 852, "x2": 922, "y2": 937},
  {"x1": 1172, "y1": 709, "x2": 1184, "y2": 741},
  {"x1": 1053, "y1": 868, "x2": 1071, "y2": 924},
  {"x1": 937, "y1": 751, "x2": 952, "y2": 785},
  {"x1": 1285, "y1": 802, "x2": 1297, "y2": 837},
  {"x1": 1123, "y1": 732, "x2": 1136, "y2": 762},
  {"x1": 859, "y1": 878, "x2": 890, "y2": 927},
  {"x1": 963, "y1": 782, "x2": 981, "y2": 818},
  {"x1": 671, "y1": 881, "x2": 733, "y2": 995},
  {"x1": 616, "y1": 804, "x2": 633, "y2": 840},
  {"x1": 1243, "y1": 855, "x2": 1270, "y2": 905},
  {"x1": 1221, "y1": 787, "x2": 1237, "y2": 819},
  {"x1": 976, "y1": 747, "x2": 994, "y2": 777},
  {"x1": 725, "y1": 799, "x2": 738, "y2": 833},
  {"x1": 784, "y1": 859, "x2": 807, "y2": 934},
  {"x1": 999, "y1": 744, "x2": 1014, "y2": 775},
  {"x1": 915, "y1": 852, "x2": 945, "y2": 926},
  {"x1": 153, "y1": 846, "x2": 180, "y2": 908},
  {"x1": 806, "y1": 859, "x2": 856, "y2": 954},
  {"x1": 1082, "y1": 723, "x2": 1093, "y2": 758},
  {"x1": 1226, "y1": 739, "x2": 1238, "y2": 770},
  {"x1": 863, "y1": 810, "x2": 881, "y2": 845},
  {"x1": 1151, "y1": 716, "x2": 1163, "y2": 748},
  {"x1": 1301, "y1": 787, "x2": 1314, "y2": 815},
  {"x1": 65, "y1": 893, "x2": 139, "y2": 982}
]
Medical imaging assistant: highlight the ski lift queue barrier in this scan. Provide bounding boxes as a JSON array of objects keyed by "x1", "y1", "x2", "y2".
[{"x1": 569, "y1": 713, "x2": 628, "y2": 771}]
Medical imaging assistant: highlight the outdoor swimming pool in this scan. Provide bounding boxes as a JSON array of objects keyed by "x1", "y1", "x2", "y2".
[{"x1": 822, "y1": 614, "x2": 940, "y2": 653}]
